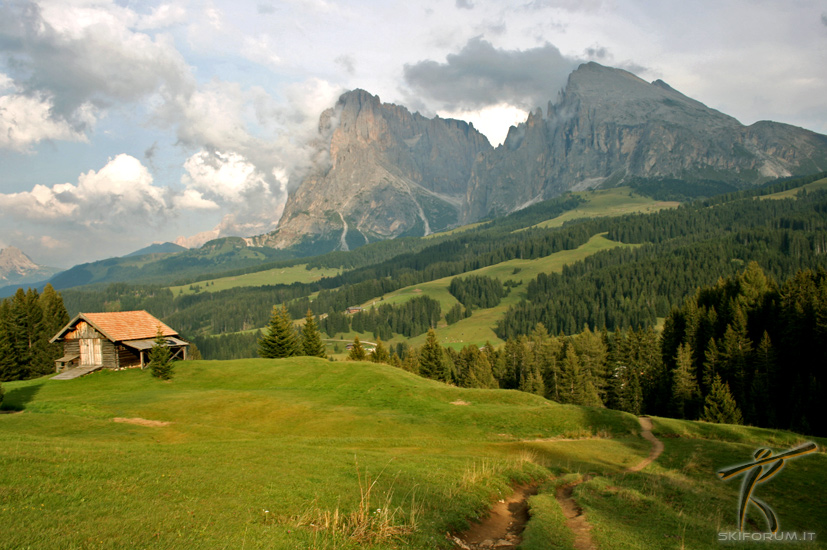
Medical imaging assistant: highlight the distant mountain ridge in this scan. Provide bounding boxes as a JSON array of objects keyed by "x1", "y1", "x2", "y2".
[
  {"x1": 267, "y1": 62, "x2": 827, "y2": 249},
  {"x1": 0, "y1": 246, "x2": 61, "y2": 288}
]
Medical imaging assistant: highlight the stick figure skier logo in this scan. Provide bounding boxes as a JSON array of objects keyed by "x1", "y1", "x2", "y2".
[{"x1": 717, "y1": 442, "x2": 818, "y2": 532}]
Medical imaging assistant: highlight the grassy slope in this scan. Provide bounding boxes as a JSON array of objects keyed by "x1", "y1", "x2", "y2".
[
  {"x1": 169, "y1": 264, "x2": 341, "y2": 296},
  {"x1": 558, "y1": 418, "x2": 827, "y2": 550},
  {"x1": 3, "y1": 362, "x2": 823, "y2": 549},
  {"x1": 528, "y1": 187, "x2": 679, "y2": 230},
  {"x1": 359, "y1": 233, "x2": 637, "y2": 349},
  {"x1": 760, "y1": 177, "x2": 827, "y2": 200},
  {"x1": 0, "y1": 359, "x2": 639, "y2": 549}
]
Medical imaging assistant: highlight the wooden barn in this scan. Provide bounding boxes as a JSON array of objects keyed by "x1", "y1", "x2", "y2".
[{"x1": 50, "y1": 311, "x2": 188, "y2": 378}]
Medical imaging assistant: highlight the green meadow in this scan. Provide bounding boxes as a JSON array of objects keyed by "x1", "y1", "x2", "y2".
[
  {"x1": 169, "y1": 264, "x2": 341, "y2": 296},
  {"x1": 760, "y1": 177, "x2": 827, "y2": 200},
  {"x1": 526, "y1": 187, "x2": 679, "y2": 230},
  {"x1": 360, "y1": 233, "x2": 637, "y2": 349},
  {"x1": 2, "y1": 359, "x2": 824, "y2": 549}
]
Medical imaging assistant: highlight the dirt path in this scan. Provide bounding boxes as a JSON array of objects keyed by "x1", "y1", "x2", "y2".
[
  {"x1": 452, "y1": 483, "x2": 537, "y2": 549},
  {"x1": 453, "y1": 418, "x2": 664, "y2": 549},
  {"x1": 626, "y1": 416, "x2": 664, "y2": 473}
]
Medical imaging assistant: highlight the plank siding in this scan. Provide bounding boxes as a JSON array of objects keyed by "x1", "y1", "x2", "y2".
[{"x1": 117, "y1": 345, "x2": 142, "y2": 369}]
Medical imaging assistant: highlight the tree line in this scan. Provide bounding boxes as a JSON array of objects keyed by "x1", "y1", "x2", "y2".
[
  {"x1": 385, "y1": 265, "x2": 825, "y2": 435},
  {"x1": 0, "y1": 285, "x2": 69, "y2": 381}
]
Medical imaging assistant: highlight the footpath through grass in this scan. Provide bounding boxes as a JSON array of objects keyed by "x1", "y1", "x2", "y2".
[
  {"x1": 0, "y1": 358, "x2": 639, "y2": 549},
  {"x1": 522, "y1": 417, "x2": 827, "y2": 550}
]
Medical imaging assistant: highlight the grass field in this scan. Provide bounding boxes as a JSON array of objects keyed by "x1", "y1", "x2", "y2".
[
  {"x1": 2, "y1": 361, "x2": 823, "y2": 549},
  {"x1": 526, "y1": 187, "x2": 679, "y2": 230},
  {"x1": 169, "y1": 264, "x2": 341, "y2": 296},
  {"x1": 360, "y1": 233, "x2": 637, "y2": 349},
  {"x1": 0, "y1": 359, "x2": 638, "y2": 549},
  {"x1": 760, "y1": 177, "x2": 827, "y2": 200}
]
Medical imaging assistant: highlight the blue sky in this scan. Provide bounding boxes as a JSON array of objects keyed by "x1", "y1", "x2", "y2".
[{"x1": 1, "y1": 0, "x2": 826, "y2": 267}]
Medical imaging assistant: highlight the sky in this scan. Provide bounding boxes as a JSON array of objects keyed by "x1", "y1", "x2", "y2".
[{"x1": 1, "y1": 0, "x2": 826, "y2": 268}]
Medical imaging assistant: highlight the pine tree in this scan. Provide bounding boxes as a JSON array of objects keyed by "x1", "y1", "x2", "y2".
[
  {"x1": 258, "y1": 305, "x2": 298, "y2": 358},
  {"x1": 559, "y1": 344, "x2": 583, "y2": 404},
  {"x1": 702, "y1": 374, "x2": 743, "y2": 424},
  {"x1": 300, "y1": 309, "x2": 326, "y2": 358},
  {"x1": 672, "y1": 343, "x2": 700, "y2": 419},
  {"x1": 39, "y1": 284, "x2": 69, "y2": 373},
  {"x1": 369, "y1": 337, "x2": 390, "y2": 364},
  {"x1": 187, "y1": 341, "x2": 203, "y2": 360},
  {"x1": 347, "y1": 336, "x2": 367, "y2": 361},
  {"x1": 418, "y1": 329, "x2": 448, "y2": 381},
  {"x1": 148, "y1": 327, "x2": 174, "y2": 380}
]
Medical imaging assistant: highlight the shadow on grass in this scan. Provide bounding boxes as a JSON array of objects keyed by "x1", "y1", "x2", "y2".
[{"x1": 1, "y1": 382, "x2": 45, "y2": 411}]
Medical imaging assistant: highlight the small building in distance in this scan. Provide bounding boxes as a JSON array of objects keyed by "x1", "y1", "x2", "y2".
[
  {"x1": 345, "y1": 306, "x2": 363, "y2": 314},
  {"x1": 50, "y1": 311, "x2": 189, "y2": 374}
]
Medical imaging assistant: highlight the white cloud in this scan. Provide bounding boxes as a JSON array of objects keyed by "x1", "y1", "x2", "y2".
[
  {"x1": 0, "y1": 88, "x2": 92, "y2": 151},
  {"x1": 0, "y1": 154, "x2": 172, "y2": 225}
]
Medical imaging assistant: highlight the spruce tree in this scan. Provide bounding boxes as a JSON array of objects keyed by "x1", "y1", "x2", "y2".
[
  {"x1": 369, "y1": 337, "x2": 390, "y2": 364},
  {"x1": 187, "y1": 342, "x2": 203, "y2": 360},
  {"x1": 702, "y1": 374, "x2": 743, "y2": 425},
  {"x1": 559, "y1": 344, "x2": 584, "y2": 404},
  {"x1": 418, "y1": 329, "x2": 448, "y2": 381},
  {"x1": 148, "y1": 327, "x2": 174, "y2": 380},
  {"x1": 258, "y1": 305, "x2": 298, "y2": 358},
  {"x1": 39, "y1": 284, "x2": 69, "y2": 367},
  {"x1": 672, "y1": 343, "x2": 700, "y2": 419},
  {"x1": 347, "y1": 336, "x2": 367, "y2": 361},
  {"x1": 300, "y1": 309, "x2": 326, "y2": 358}
]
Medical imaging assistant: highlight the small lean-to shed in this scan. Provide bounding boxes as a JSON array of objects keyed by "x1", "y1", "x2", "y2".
[{"x1": 50, "y1": 311, "x2": 188, "y2": 373}]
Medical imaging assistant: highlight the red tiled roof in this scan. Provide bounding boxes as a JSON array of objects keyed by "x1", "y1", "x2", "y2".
[{"x1": 82, "y1": 311, "x2": 178, "y2": 342}]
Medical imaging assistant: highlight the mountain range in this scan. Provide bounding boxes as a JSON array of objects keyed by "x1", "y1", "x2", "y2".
[
  {"x1": 5, "y1": 62, "x2": 827, "y2": 294},
  {"x1": 262, "y1": 62, "x2": 827, "y2": 250}
]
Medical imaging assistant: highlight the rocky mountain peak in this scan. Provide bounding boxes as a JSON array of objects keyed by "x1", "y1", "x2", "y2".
[
  {"x1": 253, "y1": 89, "x2": 492, "y2": 252},
  {"x1": 0, "y1": 246, "x2": 61, "y2": 287}
]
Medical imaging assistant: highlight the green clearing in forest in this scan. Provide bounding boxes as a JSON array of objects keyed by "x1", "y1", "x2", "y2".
[
  {"x1": 526, "y1": 187, "x2": 679, "y2": 230},
  {"x1": 169, "y1": 264, "x2": 341, "y2": 296},
  {"x1": 361, "y1": 233, "x2": 637, "y2": 349},
  {"x1": 760, "y1": 177, "x2": 827, "y2": 200}
]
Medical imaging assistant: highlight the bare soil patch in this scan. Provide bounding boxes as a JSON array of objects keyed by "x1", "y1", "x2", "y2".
[
  {"x1": 453, "y1": 483, "x2": 538, "y2": 549},
  {"x1": 113, "y1": 417, "x2": 171, "y2": 427},
  {"x1": 451, "y1": 400, "x2": 471, "y2": 406}
]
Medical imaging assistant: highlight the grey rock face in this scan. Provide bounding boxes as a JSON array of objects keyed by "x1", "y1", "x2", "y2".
[
  {"x1": 257, "y1": 89, "x2": 492, "y2": 250},
  {"x1": 462, "y1": 62, "x2": 827, "y2": 221}
]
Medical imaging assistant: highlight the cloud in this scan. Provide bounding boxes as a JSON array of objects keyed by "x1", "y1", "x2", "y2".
[
  {"x1": 456, "y1": 0, "x2": 474, "y2": 9},
  {"x1": 0, "y1": 155, "x2": 186, "y2": 226},
  {"x1": 257, "y1": 4, "x2": 276, "y2": 15},
  {"x1": 822, "y1": 13, "x2": 827, "y2": 27},
  {"x1": 0, "y1": 1, "x2": 193, "y2": 120},
  {"x1": 0, "y1": 84, "x2": 92, "y2": 151},
  {"x1": 403, "y1": 37, "x2": 579, "y2": 111},
  {"x1": 335, "y1": 54, "x2": 356, "y2": 75}
]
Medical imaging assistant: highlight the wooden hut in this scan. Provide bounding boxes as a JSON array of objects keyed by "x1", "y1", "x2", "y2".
[{"x1": 50, "y1": 311, "x2": 188, "y2": 375}]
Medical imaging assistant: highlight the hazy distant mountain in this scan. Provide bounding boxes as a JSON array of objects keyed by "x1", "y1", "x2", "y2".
[
  {"x1": 0, "y1": 246, "x2": 61, "y2": 288},
  {"x1": 125, "y1": 242, "x2": 188, "y2": 257},
  {"x1": 253, "y1": 89, "x2": 492, "y2": 252},
  {"x1": 462, "y1": 63, "x2": 827, "y2": 220}
]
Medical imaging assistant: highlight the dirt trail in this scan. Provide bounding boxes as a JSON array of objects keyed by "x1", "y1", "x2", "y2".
[
  {"x1": 626, "y1": 416, "x2": 664, "y2": 473},
  {"x1": 453, "y1": 418, "x2": 663, "y2": 549},
  {"x1": 452, "y1": 483, "x2": 537, "y2": 549}
]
